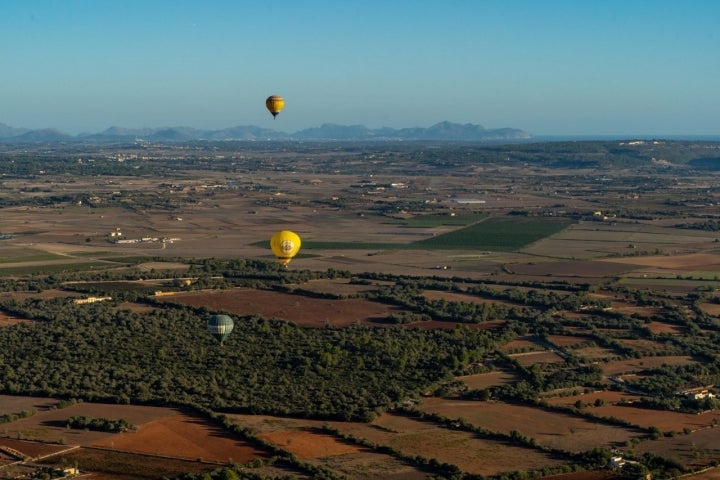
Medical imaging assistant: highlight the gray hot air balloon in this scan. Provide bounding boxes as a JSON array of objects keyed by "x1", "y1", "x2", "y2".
[{"x1": 207, "y1": 314, "x2": 234, "y2": 344}]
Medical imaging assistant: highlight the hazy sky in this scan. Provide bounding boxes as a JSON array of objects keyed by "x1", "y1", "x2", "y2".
[{"x1": 2, "y1": 0, "x2": 719, "y2": 136}]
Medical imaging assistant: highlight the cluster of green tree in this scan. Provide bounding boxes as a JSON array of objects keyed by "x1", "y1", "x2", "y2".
[
  {"x1": 622, "y1": 362, "x2": 720, "y2": 399},
  {"x1": 4, "y1": 257, "x2": 719, "y2": 411},
  {"x1": 674, "y1": 220, "x2": 720, "y2": 232},
  {"x1": 29, "y1": 465, "x2": 78, "y2": 480},
  {"x1": 0, "y1": 248, "x2": 718, "y2": 480},
  {"x1": 0, "y1": 296, "x2": 501, "y2": 421},
  {"x1": 479, "y1": 360, "x2": 603, "y2": 402},
  {"x1": 366, "y1": 283, "x2": 515, "y2": 324},
  {"x1": 635, "y1": 394, "x2": 720, "y2": 413},
  {"x1": 0, "y1": 408, "x2": 35, "y2": 424},
  {"x1": 66, "y1": 415, "x2": 134, "y2": 432},
  {"x1": 465, "y1": 284, "x2": 607, "y2": 311}
]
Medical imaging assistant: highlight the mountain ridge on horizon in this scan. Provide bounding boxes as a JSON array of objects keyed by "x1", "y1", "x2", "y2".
[{"x1": 0, "y1": 121, "x2": 531, "y2": 143}]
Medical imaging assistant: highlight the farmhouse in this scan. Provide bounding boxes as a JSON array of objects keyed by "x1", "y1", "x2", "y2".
[
  {"x1": 610, "y1": 456, "x2": 650, "y2": 479},
  {"x1": 676, "y1": 386, "x2": 716, "y2": 400},
  {"x1": 73, "y1": 296, "x2": 112, "y2": 305}
]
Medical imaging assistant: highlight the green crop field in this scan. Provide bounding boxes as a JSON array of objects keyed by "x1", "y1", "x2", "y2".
[
  {"x1": 301, "y1": 216, "x2": 573, "y2": 252},
  {"x1": 0, "y1": 250, "x2": 66, "y2": 264},
  {"x1": 413, "y1": 216, "x2": 574, "y2": 251}
]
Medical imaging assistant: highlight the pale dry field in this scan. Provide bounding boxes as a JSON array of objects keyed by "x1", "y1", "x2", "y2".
[
  {"x1": 633, "y1": 426, "x2": 720, "y2": 470},
  {"x1": 416, "y1": 398, "x2": 642, "y2": 452},
  {"x1": 0, "y1": 395, "x2": 60, "y2": 416},
  {"x1": 337, "y1": 412, "x2": 567, "y2": 476}
]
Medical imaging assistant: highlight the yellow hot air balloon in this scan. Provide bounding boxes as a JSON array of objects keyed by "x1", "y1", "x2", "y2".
[
  {"x1": 270, "y1": 230, "x2": 301, "y2": 266},
  {"x1": 265, "y1": 95, "x2": 285, "y2": 118}
]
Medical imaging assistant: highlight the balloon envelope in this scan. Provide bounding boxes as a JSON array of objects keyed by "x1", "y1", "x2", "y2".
[
  {"x1": 270, "y1": 230, "x2": 301, "y2": 266},
  {"x1": 207, "y1": 314, "x2": 234, "y2": 343},
  {"x1": 265, "y1": 95, "x2": 284, "y2": 118}
]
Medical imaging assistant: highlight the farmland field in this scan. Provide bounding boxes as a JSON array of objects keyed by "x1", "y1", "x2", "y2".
[
  {"x1": 162, "y1": 288, "x2": 398, "y2": 326},
  {"x1": 510, "y1": 350, "x2": 566, "y2": 366},
  {"x1": 455, "y1": 370, "x2": 519, "y2": 389},
  {"x1": 1, "y1": 141, "x2": 720, "y2": 479},
  {"x1": 600, "y1": 356, "x2": 697, "y2": 377},
  {"x1": 633, "y1": 427, "x2": 720, "y2": 470},
  {"x1": 591, "y1": 404, "x2": 720, "y2": 432},
  {"x1": 335, "y1": 412, "x2": 568, "y2": 476},
  {"x1": 413, "y1": 216, "x2": 574, "y2": 250},
  {"x1": 416, "y1": 398, "x2": 643, "y2": 452}
]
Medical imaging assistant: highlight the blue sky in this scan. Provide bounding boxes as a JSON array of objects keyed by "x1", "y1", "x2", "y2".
[{"x1": 1, "y1": 0, "x2": 718, "y2": 136}]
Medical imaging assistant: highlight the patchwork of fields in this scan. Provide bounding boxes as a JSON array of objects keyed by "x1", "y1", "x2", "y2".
[{"x1": 1, "y1": 141, "x2": 720, "y2": 479}]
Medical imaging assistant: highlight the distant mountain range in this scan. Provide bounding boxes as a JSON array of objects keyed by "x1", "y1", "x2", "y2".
[{"x1": 0, "y1": 121, "x2": 530, "y2": 143}]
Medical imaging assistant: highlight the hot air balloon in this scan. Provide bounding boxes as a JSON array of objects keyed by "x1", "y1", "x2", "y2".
[
  {"x1": 265, "y1": 95, "x2": 284, "y2": 118},
  {"x1": 207, "y1": 314, "x2": 234, "y2": 344},
  {"x1": 270, "y1": 230, "x2": 301, "y2": 266}
]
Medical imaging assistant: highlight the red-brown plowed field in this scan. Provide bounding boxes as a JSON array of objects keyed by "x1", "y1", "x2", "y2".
[
  {"x1": 91, "y1": 412, "x2": 265, "y2": 463},
  {"x1": 456, "y1": 370, "x2": 518, "y2": 389},
  {"x1": 300, "y1": 278, "x2": 382, "y2": 296},
  {"x1": 547, "y1": 335, "x2": 592, "y2": 348},
  {"x1": 0, "y1": 402, "x2": 265, "y2": 466},
  {"x1": 510, "y1": 350, "x2": 566, "y2": 366},
  {"x1": 416, "y1": 398, "x2": 642, "y2": 452},
  {"x1": 510, "y1": 260, "x2": 635, "y2": 278},
  {"x1": 258, "y1": 429, "x2": 361, "y2": 459},
  {"x1": 0, "y1": 438, "x2": 74, "y2": 460},
  {"x1": 600, "y1": 356, "x2": 696, "y2": 377},
  {"x1": 164, "y1": 289, "x2": 397, "y2": 327},
  {"x1": 592, "y1": 404, "x2": 720, "y2": 433},
  {"x1": 0, "y1": 403, "x2": 176, "y2": 445},
  {"x1": 699, "y1": 302, "x2": 720, "y2": 316},
  {"x1": 228, "y1": 414, "x2": 431, "y2": 479},
  {"x1": 645, "y1": 321, "x2": 686, "y2": 335},
  {"x1": 500, "y1": 336, "x2": 543, "y2": 352},
  {"x1": 543, "y1": 391, "x2": 642, "y2": 409},
  {"x1": 42, "y1": 447, "x2": 213, "y2": 480}
]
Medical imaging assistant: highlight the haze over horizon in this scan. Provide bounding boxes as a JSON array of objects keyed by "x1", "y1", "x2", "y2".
[{"x1": 2, "y1": 1, "x2": 718, "y2": 137}]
